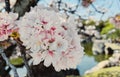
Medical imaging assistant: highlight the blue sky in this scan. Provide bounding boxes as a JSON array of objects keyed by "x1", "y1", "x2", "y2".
[
  {"x1": 38, "y1": 0, "x2": 120, "y2": 21},
  {"x1": 91, "y1": 0, "x2": 120, "y2": 20},
  {"x1": 0, "y1": 0, "x2": 119, "y2": 21}
]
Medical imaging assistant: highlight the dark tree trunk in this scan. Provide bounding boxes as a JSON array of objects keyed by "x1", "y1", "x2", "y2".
[
  {"x1": 31, "y1": 62, "x2": 80, "y2": 77},
  {"x1": 12, "y1": 0, "x2": 38, "y2": 17}
]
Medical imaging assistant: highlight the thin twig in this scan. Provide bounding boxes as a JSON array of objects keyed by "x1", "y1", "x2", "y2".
[
  {"x1": 91, "y1": 3, "x2": 105, "y2": 14},
  {"x1": 100, "y1": 0, "x2": 113, "y2": 20},
  {"x1": 58, "y1": 0, "x2": 62, "y2": 11},
  {"x1": 0, "y1": 48, "x2": 19, "y2": 77},
  {"x1": 91, "y1": 3, "x2": 105, "y2": 20},
  {"x1": 21, "y1": 52, "x2": 34, "y2": 77}
]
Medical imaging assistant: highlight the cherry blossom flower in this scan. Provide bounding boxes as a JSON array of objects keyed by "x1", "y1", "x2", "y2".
[
  {"x1": 49, "y1": 36, "x2": 68, "y2": 52},
  {"x1": 0, "y1": 12, "x2": 18, "y2": 41},
  {"x1": 30, "y1": 52, "x2": 45, "y2": 65},
  {"x1": 17, "y1": 5, "x2": 84, "y2": 71}
]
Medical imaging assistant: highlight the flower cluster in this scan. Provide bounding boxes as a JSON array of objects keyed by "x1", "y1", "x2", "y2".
[
  {"x1": 17, "y1": 5, "x2": 84, "y2": 71},
  {"x1": 0, "y1": 5, "x2": 84, "y2": 72},
  {"x1": 109, "y1": 14, "x2": 120, "y2": 29},
  {"x1": 0, "y1": 12, "x2": 18, "y2": 41}
]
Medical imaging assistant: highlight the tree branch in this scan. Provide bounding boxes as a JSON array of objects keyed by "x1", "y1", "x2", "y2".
[
  {"x1": 15, "y1": 39, "x2": 34, "y2": 77},
  {"x1": 0, "y1": 48, "x2": 19, "y2": 77},
  {"x1": 5, "y1": 0, "x2": 11, "y2": 13}
]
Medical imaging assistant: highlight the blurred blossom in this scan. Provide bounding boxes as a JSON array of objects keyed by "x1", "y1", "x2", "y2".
[
  {"x1": 0, "y1": 12, "x2": 18, "y2": 41},
  {"x1": 82, "y1": 0, "x2": 95, "y2": 7},
  {"x1": 109, "y1": 14, "x2": 120, "y2": 29},
  {"x1": 17, "y1": 5, "x2": 84, "y2": 71}
]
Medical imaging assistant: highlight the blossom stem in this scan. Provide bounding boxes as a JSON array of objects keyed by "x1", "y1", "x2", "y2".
[
  {"x1": 5, "y1": 0, "x2": 11, "y2": 13},
  {"x1": 91, "y1": 3, "x2": 105, "y2": 14},
  {"x1": 21, "y1": 49, "x2": 34, "y2": 77},
  {"x1": 0, "y1": 48, "x2": 19, "y2": 77},
  {"x1": 15, "y1": 39, "x2": 34, "y2": 77}
]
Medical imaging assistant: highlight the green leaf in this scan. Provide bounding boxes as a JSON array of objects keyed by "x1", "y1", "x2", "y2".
[
  {"x1": 107, "y1": 29, "x2": 120, "y2": 40},
  {"x1": 10, "y1": 57, "x2": 24, "y2": 66},
  {"x1": 100, "y1": 21, "x2": 114, "y2": 35},
  {"x1": 84, "y1": 66, "x2": 120, "y2": 77}
]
